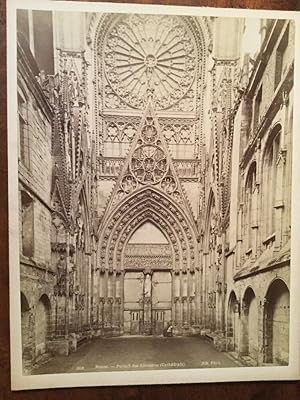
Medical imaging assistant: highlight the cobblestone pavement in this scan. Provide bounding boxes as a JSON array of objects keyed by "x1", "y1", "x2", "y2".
[{"x1": 33, "y1": 336, "x2": 241, "y2": 375}]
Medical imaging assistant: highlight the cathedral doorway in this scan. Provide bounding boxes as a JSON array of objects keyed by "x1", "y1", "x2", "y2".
[{"x1": 123, "y1": 222, "x2": 172, "y2": 336}]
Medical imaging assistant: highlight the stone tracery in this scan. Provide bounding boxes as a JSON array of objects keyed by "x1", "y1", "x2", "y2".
[
  {"x1": 17, "y1": 9, "x2": 293, "y2": 367},
  {"x1": 98, "y1": 187, "x2": 197, "y2": 273},
  {"x1": 103, "y1": 14, "x2": 197, "y2": 110}
]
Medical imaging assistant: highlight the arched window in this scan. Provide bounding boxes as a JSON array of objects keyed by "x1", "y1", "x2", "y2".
[
  {"x1": 262, "y1": 126, "x2": 281, "y2": 241},
  {"x1": 244, "y1": 163, "x2": 256, "y2": 254}
]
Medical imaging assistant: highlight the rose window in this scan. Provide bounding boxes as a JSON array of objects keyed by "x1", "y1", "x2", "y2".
[
  {"x1": 130, "y1": 145, "x2": 168, "y2": 184},
  {"x1": 103, "y1": 14, "x2": 196, "y2": 110}
]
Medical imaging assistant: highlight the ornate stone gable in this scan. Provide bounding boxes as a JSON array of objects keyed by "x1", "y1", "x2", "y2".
[
  {"x1": 51, "y1": 179, "x2": 69, "y2": 226},
  {"x1": 101, "y1": 99, "x2": 197, "y2": 222},
  {"x1": 94, "y1": 13, "x2": 210, "y2": 162},
  {"x1": 98, "y1": 187, "x2": 198, "y2": 273},
  {"x1": 97, "y1": 100, "x2": 199, "y2": 274}
]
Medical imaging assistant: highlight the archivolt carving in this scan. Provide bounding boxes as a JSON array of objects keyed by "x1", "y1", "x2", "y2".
[
  {"x1": 119, "y1": 206, "x2": 181, "y2": 246},
  {"x1": 114, "y1": 210, "x2": 182, "y2": 270},
  {"x1": 98, "y1": 188, "x2": 197, "y2": 272}
]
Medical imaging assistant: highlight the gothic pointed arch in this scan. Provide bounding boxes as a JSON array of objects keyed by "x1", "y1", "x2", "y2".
[
  {"x1": 123, "y1": 219, "x2": 173, "y2": 272},
  {"x1": 91, "y1": 11, "x2": 213, "y2": 336},
  {"x1": 100, "y1": 99, "x2": 197, "y2": 223},
  {"x1": 97, "y1": 186, "x2": 198, "y2": 272}
]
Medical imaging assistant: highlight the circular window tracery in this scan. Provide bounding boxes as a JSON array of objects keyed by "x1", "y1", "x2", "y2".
[
  {"x1": 103, "y1": 14, "x2": 197, "y2": 110},
  {"x1": 130, "y1": 145, "x2": 168, "y2": 184},
  {"x1": 120, "y1": 174, "x2": 138, "y2": 193}
]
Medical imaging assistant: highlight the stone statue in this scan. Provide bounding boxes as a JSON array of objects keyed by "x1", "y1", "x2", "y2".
[
  {"x1": 56, "y1": 254, "x2": 67, "y2": 296},
  {"x1": 144, "y1": 273, "x2": 152, "y2": 298}
]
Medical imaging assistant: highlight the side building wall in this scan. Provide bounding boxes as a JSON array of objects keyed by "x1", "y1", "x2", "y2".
[
  {"x1": 225, "y1": 19, "x2": 293, "y2": 366},
  {"x1": 18, "y1": 34, "x2": 55, "y2": 370}
]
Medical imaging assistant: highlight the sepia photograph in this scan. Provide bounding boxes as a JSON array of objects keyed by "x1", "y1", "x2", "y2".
[{"x1": 7, "y1": 0, "x2": 300, "y2": 390}]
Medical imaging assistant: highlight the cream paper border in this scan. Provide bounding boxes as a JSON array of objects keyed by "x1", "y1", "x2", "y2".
[{"x1": 7, "y1": 0, "x2": 300, "y2": 390}]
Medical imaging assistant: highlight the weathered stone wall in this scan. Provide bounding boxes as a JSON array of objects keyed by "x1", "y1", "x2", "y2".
[
  {"x1": 18, "y1": 34, "x2": 55, "y2": 369},
  {"x1": 225, "y1": 264, "x2": 290, "y2": 365},
  {"x1": 223, "y1": 20, "x2": 294, "y2": 366},
  {"x1": 16, "y1": 13, "x2": 294, "y2": 371},
  {"x1": 20, "y1": 262, "x2": 55, "y2": 363}
]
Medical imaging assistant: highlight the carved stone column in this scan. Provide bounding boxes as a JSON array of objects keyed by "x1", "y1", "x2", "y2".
[
  {"x1": 186, "y1": 271, "x2": 191, "y2": 327},
  {"x1": 112, "y1": 271, "x2": 118, "y2": 329},
  {"x1": 86, "y1": 252, "x2": 92, "y2": 328},
  {"x1": 120, "y1": 271, "x2": 124, "y2": 334},
  {"x1": 179, "y1": 271, "x2": 183, "y2": 328},
  {"x1": 98, "y1": 270, "x2": 105, "y2": 328},
  {"x1": 175, "y1": 297, "x2": 180, "y2": 326},
  {"x1": 251, "y1": 184, "x2": 259, "y2": 259},
  {"x1": 143, "y1": 272, "x2": 152, "y2": 335},
  {"x1": 236, "y1": 206, "x2": 243, "y2": 268},
  {"x1": 182, "y1": 297, "x2": 188, "y2": 329},
  {"x1": 99, "y1": 297, "x2": 105, "y2": 333},
  {"x1": 107, "y1": 270, "x2": 114, "y2": 328},
  {"x1": 195, "y1": 267, "x2": 201, "y2": 326},
  {"x1": 190, "y1": 272, "x2": 196, "y2": 325},
  {"x1": 65, "y1": 232, "x2": 70, "y2": 338},
  {"x1": 107, "y1": 297, "x2": 114, "y2": 330},
  {"x1": 202, "y1": 252, "x2": 209, "y2": 327},
  {"x1": 192, "y1": 296, "x2": 196, "y2": 325},
  {"x1": 174, "y1": 271, "x2": 180, "y2": 325},
  {"x1": 274, "y1": 149, "x2": 286, "y2": 251},
  {"x1": 103, "y1": 270, "x2": 110, "y2": 328},
  {"x1": 171, "y1": 271, "x2": 174, "y2": 322}
]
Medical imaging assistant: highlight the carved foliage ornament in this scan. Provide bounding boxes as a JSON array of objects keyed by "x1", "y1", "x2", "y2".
[{"x1": 103, "y1": 14, "x2": 196, "y2": 110}]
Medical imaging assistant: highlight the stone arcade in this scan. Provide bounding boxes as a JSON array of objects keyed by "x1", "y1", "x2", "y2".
[{"x1": 17, "y1": 10, "x2": 293, "y2": 370}]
